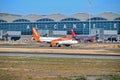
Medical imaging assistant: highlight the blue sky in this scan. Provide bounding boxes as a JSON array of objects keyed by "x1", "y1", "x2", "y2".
[{"x1": 0, "y1": 0, "x2": 120, "y2": 15}]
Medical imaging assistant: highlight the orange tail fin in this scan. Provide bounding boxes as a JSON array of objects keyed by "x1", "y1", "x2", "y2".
[
  {"x1": 70, "y1": 29, "x2": 76, "y2": 37},
  {"x1": 32, "y1": 27, "x2": 40, "y2": 42}
]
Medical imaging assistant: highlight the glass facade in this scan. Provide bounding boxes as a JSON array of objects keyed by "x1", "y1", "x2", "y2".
[
  {"x1": 36, "y1": 18, "x2": 55, "y2": 22},
  {"x1": 0, "y1": 19, "x2": 7, "y2": 23},
  {"x1": 87, "y1": 17, "x2": 107, "y2": 21},
  {"x1": 13, "y1": 19, "x2": 30, "y2": 22},
  {"x1": 61, "y1": 18, "x2": 80, "y2": 22},
  {"x1": 0, "y1": 15, "x2": 120, "y2": 35}
]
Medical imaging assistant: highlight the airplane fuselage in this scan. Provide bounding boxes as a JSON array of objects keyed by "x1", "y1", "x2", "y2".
[
  {"x1": 40, "y1": 37, "x2": 59, "y2": 42},
  {"x1": 74, "y1": 36, "x2": 95, "y2": 42}
]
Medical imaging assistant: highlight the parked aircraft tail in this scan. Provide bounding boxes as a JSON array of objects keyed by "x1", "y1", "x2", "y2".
[
  {"x1": 70, "y1": 29, "x2": 76, "y2": 37},
  {"x1": 32, "y1": 27, "x2": 40, "y2": 42}
]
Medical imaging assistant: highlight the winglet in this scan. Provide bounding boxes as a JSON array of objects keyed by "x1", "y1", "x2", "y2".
[
  {"x1": 70, "y1": 29, "x2": 76, "y2": 37},
  {"x1": 32, "y1": 27, "x2": 41, "y2": 42}
]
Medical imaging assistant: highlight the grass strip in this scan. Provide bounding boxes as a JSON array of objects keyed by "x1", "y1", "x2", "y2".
[{"x1": 0, "y1": 56, "x2": 120, "y2": 80}]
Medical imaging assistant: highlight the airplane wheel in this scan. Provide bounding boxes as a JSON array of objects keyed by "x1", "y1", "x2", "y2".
[
  {"x1": 56, "y1": 43, "x2": 61, "y2": 47},
  {"x1": 50, "y1": 44, "x2": 52, "y2": 47},
  {"x1": 58, "y1": 45, "x2": 61, "y2": 47}
]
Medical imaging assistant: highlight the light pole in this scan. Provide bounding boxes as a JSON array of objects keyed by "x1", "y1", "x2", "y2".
[
  {"x1": 88, "y1": 0, "x2": 91, "y2": 35},
  {"x1": 114, "y1": 23, "x2": 117, "y2": 42}
]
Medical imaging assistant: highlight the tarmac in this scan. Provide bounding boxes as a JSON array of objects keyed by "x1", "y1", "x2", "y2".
[{"x1": 0, "y1": 42, "x2": 120, "y2": 55}]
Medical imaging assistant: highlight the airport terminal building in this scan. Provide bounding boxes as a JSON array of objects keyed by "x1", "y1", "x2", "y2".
[{"x1": 0, "y1": 12, "x2": 120, "y2": 41}]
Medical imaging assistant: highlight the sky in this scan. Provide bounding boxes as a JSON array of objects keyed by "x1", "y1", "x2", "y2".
[{"x1": 0, "y1": 0, "x2": 120, "y2": 15}]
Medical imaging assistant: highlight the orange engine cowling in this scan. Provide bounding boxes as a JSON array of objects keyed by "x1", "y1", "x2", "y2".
[
  {"x1": 51, "y1": 41, "x2": 57, "y2": 47},
  {"x1": 51, "y1": 37, "x2": 74, "y2": 47}
]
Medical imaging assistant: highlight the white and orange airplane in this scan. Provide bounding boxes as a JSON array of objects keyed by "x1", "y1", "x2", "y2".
[{"x1": 32, "y1": 27, "x2": 78, "y2": 47}]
